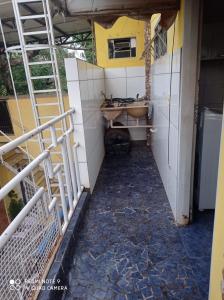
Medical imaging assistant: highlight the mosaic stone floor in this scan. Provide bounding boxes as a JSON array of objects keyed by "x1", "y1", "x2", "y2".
[{"x1": 64, "y1": 144, "x2": 214, "y2": 300}]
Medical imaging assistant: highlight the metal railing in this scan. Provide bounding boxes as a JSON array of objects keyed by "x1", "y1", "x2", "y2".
[{"x1": 0, "y1": 108, "x2": 83, "y2": 300}]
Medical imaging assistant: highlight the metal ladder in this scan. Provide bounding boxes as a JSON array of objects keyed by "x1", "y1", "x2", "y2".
[
  {"x1": 12, "y1": 0, "x2": 66, "y2": 197},
  {"x1": 12, "y1": 0, "x2": 65, "y2": 141}
]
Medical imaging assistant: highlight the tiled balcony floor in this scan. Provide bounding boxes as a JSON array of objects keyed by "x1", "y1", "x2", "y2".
[{"x1": 64, "y1": 143, "x2": 214, "y2": 300}]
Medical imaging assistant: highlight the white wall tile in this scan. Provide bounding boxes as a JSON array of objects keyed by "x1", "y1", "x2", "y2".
[
  {"x1": 77, "y1": 59, "x2": 88, "y2": 80},
  {"x1": 87, "y1": 79, "x2": 94, "y2": 99},
  {"x1": 170, "y1": 73, "x2": 180, "y2": 129},
  {"x1": 104, "y1": 67, "x2": 126, "y2": 79},
  {"x1": 67, "y1": 81, "x2": 83, "y2": 125},
  {"x1": 87, "y1": 63, "x2": 93, "y2": 80},
  {"x1": 172, "y1": 49, "x2": 181, "y2": 73},
  {"x1": 152, "y1": 53, "x2": 171, "y2": 75},
  {"x1": 93, "y1": 66, "x2": 104, "y2": 79},
  {"x1": 65, "y1": 58, "x2": 79, "y2": 81},
  {"x1": 74, "y1": 124, "x2": 87, "y2": 163},
  {"x1": 79, "y1": 80, "x2": 89, "y2": 101},
  {"x1": 78, "y1": 162, "x2": 90, "y2": 188},
  {"x1": 168, "y1": 123, "x2": 178, "y2": 177},
  {"x1": 126, "y1": 66, "x2": 145, "y2": 77},
  {"x1": 86, "y1": 135, "x2": 105, "y2": 189},
  {"x1": 151, "y1": 73, "x2": 170, "y2": 101},
  {"x1": 167, "y1": 170, "x2": 177, "y2": 217},
  {"x1": 105, "y1": 78, "x2": 126, "y2": 98},
  {"x1": 126, "y1": 77, "x2": 145, "y2": 98}
]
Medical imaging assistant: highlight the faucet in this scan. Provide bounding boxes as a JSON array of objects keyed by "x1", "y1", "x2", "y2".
[
  {"x1": 110, "y1": 94, "x2": 113, "y2": 106},
  {"x1": 101, "y1": 91, "x2": 106, "y2": 101},
  {"x1": 136, "y1": 93, "x2": 139, "y2": 101}
]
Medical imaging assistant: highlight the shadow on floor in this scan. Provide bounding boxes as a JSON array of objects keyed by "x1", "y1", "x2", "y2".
[{"x1": 64, "y1": 143, "x2": 214, "y2": 300}]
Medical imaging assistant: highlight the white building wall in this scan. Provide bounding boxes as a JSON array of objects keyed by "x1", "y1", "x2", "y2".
[
  {"x1": 104, "y1": 66, "x2": 146, "y2": 140},
  {"x1": 65, "y1": 58, "x2": 105, "y2": 192},
  {"x1": 151, "y1": 50, "x2": 181, "y2": 218}
]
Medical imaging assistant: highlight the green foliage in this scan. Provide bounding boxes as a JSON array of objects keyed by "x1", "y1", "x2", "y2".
[
  {"x1": 0, "y1": 85, "x2": 7, "y2": 96},
  {"x1": 71, "y1": 33, "x2": 95, "y2": 63},
  {"x1": 0, "y1": 48, "x2": 69, "y2": 96},
  {"x1": 7, "y1": 190, "x2": 24, "y2": 221},
  {"x1": 0, "y1": 34, "x2": 95, "y2": 97}
]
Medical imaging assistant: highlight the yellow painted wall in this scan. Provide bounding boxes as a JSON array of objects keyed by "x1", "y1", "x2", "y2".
[
  {"x1": 209, "y1": 117, "x2": 224, "y2": 300},
  {"x1": 95, "y1": 16, "x2": 145, "y2": 68},
  {"x1": 151, "y1": 0, "x2": 184, "y2": 63}
]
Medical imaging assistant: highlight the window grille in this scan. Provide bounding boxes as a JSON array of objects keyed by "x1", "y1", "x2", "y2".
[
  {"x1": 154, "y1": 24, "x2": 167, "y2": 59},
  {"x1": 108, "y1": 37, "x2": 136, "y2": 59}
]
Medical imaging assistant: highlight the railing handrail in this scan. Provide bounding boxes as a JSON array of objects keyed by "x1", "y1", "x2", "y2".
[
  {"x1": 0, "y1": 129, "x2": 36, "y2": 161},
  {"x1": 0, "y1": 105, "x2": 82, "y2": 237},
  {"x1": 0, "y1": 151, "x2": 49, "y2": 200},
  {"x1": 0, "y1": 108, "x2": 75, "y2": 156}
]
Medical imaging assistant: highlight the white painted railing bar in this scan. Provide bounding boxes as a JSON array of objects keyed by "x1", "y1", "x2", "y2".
[
  {"x1": 47, "y1": 128, "x2": 74, "y2": 152},
  {"x1": 0, "y1": 130, "x2": 39, "y2": 192},
  {"x1": 52, "y1": 163, "x2": 61, "y2": 176},
  {"x1": 73, "y1": 143, "x2": 82, "y2": 196},
  {"x1": 0, "y1": 129, "x2": 35, "y2": 160},
  {"x1": 0, "y1": 151, "x2": 49, "y2": 200},
  {"x1": 61, "y1": 138, "x2": 74, "y2": 211},
  {"x1": 46, "y1": 155, "x2": 54, "y2": 178},
  {"x1": 48, "y1": 196, "x2": 57, "y2": 213},
  {"x1": 0, "y1": 108, "x2": 75, "y2": 156},
  {"x1": 50, "y1": 126, "x2": 58, "y2": 147},
  {"x1": 0, "y1": 187, "x2": 45, "y2": 249},
  {"x1": 66, "y1": 132, "x2": 78, "y2": 204},
  {"x1": 57, "y1": 168, "x2": 69, "y2": 226},
  {"x1": 1, "y1": 159, "x2": 37, "y2": 189}
]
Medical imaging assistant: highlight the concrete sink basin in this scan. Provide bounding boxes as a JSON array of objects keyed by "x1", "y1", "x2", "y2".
[
  {"x1": 101, "y1": 100, "x2": 148, "y2": 121},
  {"x1": 101, "y1": 108, "x2": 122, "y2": 121},
  {"x1": 126, "y1": 101, "x2": 148, "y2": 118}
]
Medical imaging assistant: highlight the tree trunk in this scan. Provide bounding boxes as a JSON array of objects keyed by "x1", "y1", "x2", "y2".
[{"x1": 144, "y1": 19, "x2": 151, "y2": 146}]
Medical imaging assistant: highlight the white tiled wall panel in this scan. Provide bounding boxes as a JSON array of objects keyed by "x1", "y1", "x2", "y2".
[
  {"x1": 105, "y1": 78, "x2": 126, "y2": 98},
  {"x1": 105, "y1": 66, "x2": 147, "y2": 141},
  {"x1": 104, "y1": 67, "x2": 126, "y2": 79},
  {"x1": 126, "y1": 77, "x2": 145, "y2": 98},
  {"x1": 67, "y1": 81, "x2": 83, "y2": 125},
  {"x1": 170, "y1": 72, "x2": 180, "y2": 129},
  {"x1": 126, "y1": 66, "x2": 145, "y2": 77},
  {"x1": 65, "y1": 58, "x2": 105, "y2": 192},
  {"x1": 151, "y1": 49, "x2": 181, "y2": 218}
]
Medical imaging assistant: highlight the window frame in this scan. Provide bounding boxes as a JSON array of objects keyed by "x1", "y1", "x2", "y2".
[{"x1": 108, "y1": 37, "x2": 137, "y2": 59}]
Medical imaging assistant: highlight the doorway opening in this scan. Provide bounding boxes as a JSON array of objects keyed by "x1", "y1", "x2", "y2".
[{"x1": 192, "y1": 0, "x2": 224, "y2": 223}]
